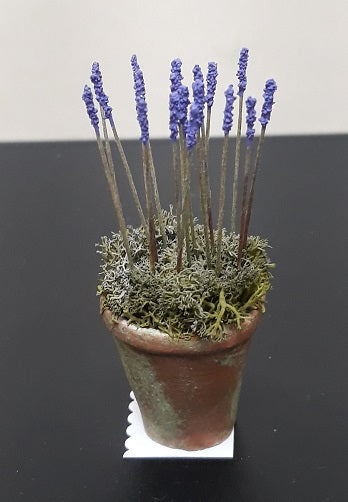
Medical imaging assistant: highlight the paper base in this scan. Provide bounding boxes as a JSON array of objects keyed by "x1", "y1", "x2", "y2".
[{"x1": 124, "y1": 391, "x2": 234, "y2": 458}]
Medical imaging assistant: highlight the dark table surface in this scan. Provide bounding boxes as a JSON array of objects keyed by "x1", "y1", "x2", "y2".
[{"x1": 0, "y1": 136, "x2": 347, "y2": 502}]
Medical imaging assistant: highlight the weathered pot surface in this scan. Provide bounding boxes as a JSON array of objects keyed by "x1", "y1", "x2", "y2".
[{"x1": 102, "y1": 304, "x2": 262, "y2": 451}]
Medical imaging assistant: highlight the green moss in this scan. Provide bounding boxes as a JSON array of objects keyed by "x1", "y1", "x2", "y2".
[{"x1": 97, "y1": 210, "x2": 273, "y2": 341}]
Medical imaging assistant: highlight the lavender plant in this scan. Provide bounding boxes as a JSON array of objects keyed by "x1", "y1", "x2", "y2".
[{"x1": 82, "y1": 51, "x2": 277, "y2": 340}]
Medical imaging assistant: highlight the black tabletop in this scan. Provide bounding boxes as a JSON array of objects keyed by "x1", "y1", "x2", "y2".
[{"x1": 1, "y1": 136, "x2": 347, "y2": 502}]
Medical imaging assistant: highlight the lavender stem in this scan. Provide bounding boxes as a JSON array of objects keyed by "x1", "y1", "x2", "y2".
[
  {"x1": 237, "y1": 95, "x2": 257, "y2": 265},
  {"x1": 231, "y1": 94, "x2": 243, "y2": 233},
  {"x1": 237, "y1": 144, "x2": 252, "y2": 266},
  {"x1": 215, "y1": 134, "x2": 229, "y2": 275},
  {"x1": 96, "y1": 132, "x2": 133, "y2": 269},
  {"x1": 172, "y1": 141, "x2": 183, "y2": 270},
  {"x1": 205, "y1": 107, "x2": 212, "y2": 156},
  {"x1": 196, "y1": 132, "x2": 211, "y2": 267},
  {"x1": 243, "y1": 126, "x2": 266, "y2": 247},
  {"x1": 177, "y1": 127, "x2": 187, "y2": 269},
  {"x1": 200, "y1": 124, "x2": 214, "y2": 252},
  {"x1": 142, "y1": 143, "x2": 158, "y2": 273},
  {"x1": 147, "y1": 142, "x2": 167, "y2": 247},
  {"x1": 109, "y1": 122, "x2": 147, "y2": 235}
]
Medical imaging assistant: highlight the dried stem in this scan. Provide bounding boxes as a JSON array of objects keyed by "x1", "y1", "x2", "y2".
[
  {"x1": 237, "y1": 143, "x2": 252, "y2": 266},
  {"x1": 96, "y1": 132, "x2": 133, "y2": 269},
  {"x1": 231, "y1": 94, "x2": 244, "y2": 234},
  {"x1": 100, "y1": 110, "x2": 116, "y2": 187},
  {"x1": 179, "y1": 126, "x2": 195, "y2": 264},
  {"x1": 172, "y1": 141, "x2": 180, "y2": 225},
  {"x1": 196, "y1": 134, "x2": 211, "y2": 267},
  {"x1": 181, "y1": 129, "x2": 196, "y2": 249},
  {"x1": 243, "y1": 126, "x2": 266, "y2": 247},
  {"x1": 183, "y1": 151, "x2": 193, "y2": 266},
  {"x1": 200, "y1": 124, "x2": 214, "y2": 252},
  {"x1": 148, "y1": 142, "x2": 167, "y2": 247},
  {"x1": 215, "y1": 134, "x2": 229, "y2": 275},
  {"x1": 142, "y1": 144, "x2": 158, "y2": 273},
  {"x1": 172, "y1": 142, "x2": 183, "y2": 268},
  {"x1": 205, "y1": 106, "x2": 212, "y2": 156},
  {"x1": 177, "y1": 128, "x2": 188, "y2": 269},
  {"x1": 110, "y1": 120, "x2": 147, "y2": 234}
]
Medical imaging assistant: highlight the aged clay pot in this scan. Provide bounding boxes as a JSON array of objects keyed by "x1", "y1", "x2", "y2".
[{"x1": 102, "y1": 305, "x2": 262, "y2": 451}]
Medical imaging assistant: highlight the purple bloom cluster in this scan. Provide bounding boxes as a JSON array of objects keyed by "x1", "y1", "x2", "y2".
[
  {"x1": 186, "y1": 65, "x2": 205, "y2": 149},
  {"x1": 131, "y1": 54, "x2": 140, "y2": 74},
  {"x1": 246, "y1": 96, "x2": 257, "y2": 143},
  {"x1": 206, "y1": 62, "x2": 218, "y2": 108},
  {"x1": 82, "y1": 85, "x2": 99, "y2": 133},
  {"x1": 222, "y1": 85, "x2": 236, "y2": 135},
  {"x1": 259, "y1": 79, "x2": 277, "y2": 127},
  {"x1": 83, "y1": 49, "x2": 277, "y2": 154},
  {"x1": 90, "y1": 62, "x2": 113, "y2": 122},
  {"x1": 192, "y1": 64, "x2": 205, "y2": 112},
  {"x1": 177, "y1": 85, "x2": 190, "y2": 129},
  {"x1": 169, "y1": 91, "x2": 179, "y2": 141},
  {"x1": 237, "y1": 48, "x2": 249, "y2": 97},
  {"x1": 170, "y1": 59, "x2": 183, "y2": 92},
  {"x1": 186, "y1": 103, "x2": 201, "y2": 149},
  {"x1": 131, "y1": 56, "x2": 149, "y2": 145},
  {"x1": 168, "y1": 56, "x2": 190, "y2": 142},
  {"x1": 169, "y1": 59, "x2": 185, "y2": 142},
  {"x1": 169, "y1": 82, "x2": 190, "y2": 141}
]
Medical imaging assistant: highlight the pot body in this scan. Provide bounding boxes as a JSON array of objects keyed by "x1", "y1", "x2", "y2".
[{"x1": 102, "y1": 308, "x2": 262, "y2": 451}]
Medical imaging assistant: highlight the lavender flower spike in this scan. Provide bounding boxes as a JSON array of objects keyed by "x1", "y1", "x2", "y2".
[
  {"x1": 206, "y1": 62, "x2": 218, "y2": 108},
  {"x1": 222, "y1": 85, "x2": 236, "y2": 135},
  {"x1": 177, "y1": 85, "x2": 190, "y2": 132},
  {"x1": 237, "y1": 48, "x2": 249, "y2": 96},
  {"x1": 131, "y1": 57, "x2": 149, "y2": 145},
  {"x1": 170, "y1": 59, "x2": 183, "y2": 92},
  {"x1": 169, "y1": 90, "x2": 179, "y2": 141},
  {"x1": 131, "y1": 54, "x2": 140, "y2": 74},
  {"x1": 192, "y1": 65, "x2": 205, "y2": 129},
  {"x1": 259, "y1": 79, "x2": 277, "y2": 127},
  {"x1": 82, "y1": 85, "x2": 99, "y2": 134},
  {"x1": 90, "y1": 62, "x2": 113, "y2": 122},
  {"x1": 246, "y1": 96, "x2": 257, "y2": 144},
  {"x1": 186, "y1": 102, "x2": 201, "y2": 150}
]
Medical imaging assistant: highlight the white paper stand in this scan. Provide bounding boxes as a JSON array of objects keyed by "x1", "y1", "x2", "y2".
[{"x1": 124, "y1": 391, "x2": 234, "y2": 458}]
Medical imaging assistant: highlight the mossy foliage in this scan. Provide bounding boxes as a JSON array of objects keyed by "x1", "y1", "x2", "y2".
[{"x1": 97, "y1": 210, "x2": 273, "y2": 341}]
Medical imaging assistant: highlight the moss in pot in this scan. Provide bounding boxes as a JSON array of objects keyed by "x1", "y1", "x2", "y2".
[{"x1": 82, "y1": 50, "x2": 277, "y2": 450}]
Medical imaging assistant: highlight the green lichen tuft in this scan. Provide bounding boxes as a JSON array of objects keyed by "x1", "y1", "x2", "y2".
[{"x1": 97, "y1": 209, "x2": 273, "y2": 341}]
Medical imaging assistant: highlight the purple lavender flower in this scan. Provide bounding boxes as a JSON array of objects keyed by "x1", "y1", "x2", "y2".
[
  {"x1": 259, "y1": 79, "x2": 277, "y2": 127},
  {"x1": 222, "y1": 85, "x2": 236, "y2": 135},
  {"x1": 186, "y1": 102, "x2": 201, "y2": 150},
  {"x1": 237, "y1": 48, "x2": 249, "y2": 97},
  {"x1": 82, "y1": 85, "x2": 99, "y2": 134},
  {"x1": 131, "y1": 57, "x2": 149, "y2": 145},
  {"x1": 246, "y1": 96, "x2": 257, "y2": 144},
  {"x1": 169, "y1": 90, "x2": 179, "y2": 141},
  {"x1": 170, "y1": 59, "x2": 183, "y2": 92},
  {"x1": 177, "y1": 85, "x2": 190, "y2": 124},
  {"x1": 90, "y1": 62, "x2": 113, "y2": 122},
  {"x1": 192, "y1": 65, "x2": 205, "y2": 129},
  {"x1": 206, "y1": 62, "x2": 218, "y2": 108},
  {"x1": 131, "y1": 54, "x2": 140, "y2": 74}
]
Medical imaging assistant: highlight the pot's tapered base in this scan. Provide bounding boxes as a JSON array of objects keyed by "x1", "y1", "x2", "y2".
[
  {"x1": 103, "y1": 306, "x2": 262, "y2": 451},
  {"x1": 124, "y1": 392, "x2": 234, "y2": 458}
]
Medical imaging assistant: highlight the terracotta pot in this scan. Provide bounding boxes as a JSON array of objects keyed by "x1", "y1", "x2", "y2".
[{"x1": 102, "y1": 305, "x2": 262, "y2": 451}]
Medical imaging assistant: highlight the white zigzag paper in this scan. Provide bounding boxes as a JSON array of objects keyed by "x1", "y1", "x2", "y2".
[{"x1": 124, "y1": 391, "x2": 234, "y2": 458}]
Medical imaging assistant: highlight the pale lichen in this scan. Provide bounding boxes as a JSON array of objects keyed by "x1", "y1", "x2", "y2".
[{"x1": 97, "y1": 209, "x2": 273, "y2": 341}]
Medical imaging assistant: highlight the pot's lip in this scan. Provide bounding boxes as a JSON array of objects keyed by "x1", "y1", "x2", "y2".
[{"x1": 101, "y1": 305, "x2": 262, "y2": 355}]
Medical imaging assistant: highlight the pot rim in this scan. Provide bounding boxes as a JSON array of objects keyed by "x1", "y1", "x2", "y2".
[{"x1": 101, "y1": 303, "x2": 262, "y2": 355}]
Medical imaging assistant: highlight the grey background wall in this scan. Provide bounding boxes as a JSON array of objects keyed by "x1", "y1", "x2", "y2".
[{"x1": 1, "y1": 0, "x2": 347, "y2": 141}]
